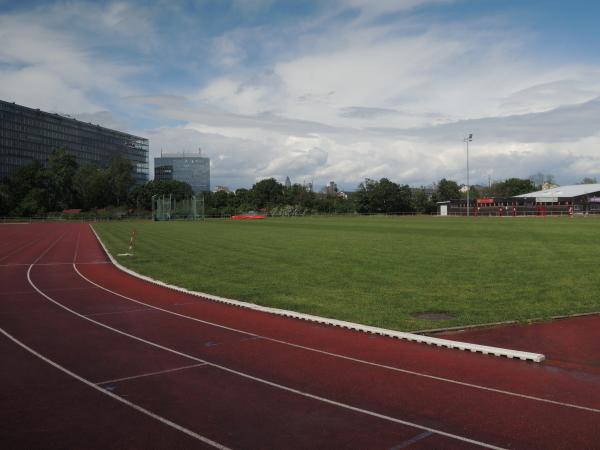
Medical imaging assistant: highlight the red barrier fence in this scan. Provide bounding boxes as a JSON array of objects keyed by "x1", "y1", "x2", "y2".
[{"x1": 231, "y1": 215, "x2": 267, "y2": 220}]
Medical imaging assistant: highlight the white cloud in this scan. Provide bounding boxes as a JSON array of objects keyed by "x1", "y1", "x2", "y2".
[
  {"x1": 2, "y1": 1, "x2": 600, "y2": 189},
  {"x1": 0, "y1": 5, "x2": 144, "y2": 113}
]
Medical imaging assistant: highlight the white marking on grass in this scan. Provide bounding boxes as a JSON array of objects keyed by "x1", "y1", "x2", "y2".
[
  {"x1": 88, "y1": 226, "x2": 545, "y2": 363},
  {"x1": 28, "y1": 259, "x2": 503, "y2": 449},
  {"x1": 71, "y1": 263, "x2": 600, "y2": 415}
]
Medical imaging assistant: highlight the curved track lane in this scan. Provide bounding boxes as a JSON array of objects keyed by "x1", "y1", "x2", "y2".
[{"x1": 1, "y1": 223, "x2": 599, "y2": 449}]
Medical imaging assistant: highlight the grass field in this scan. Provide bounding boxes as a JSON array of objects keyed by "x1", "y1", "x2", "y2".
[{"x1": 93, "y1": 216, "x2": 600, "y2": 332}]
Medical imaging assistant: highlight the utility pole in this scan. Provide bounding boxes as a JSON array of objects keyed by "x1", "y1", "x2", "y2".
[{"x1": 463, "y1": 134, "x2": 473, "y2": 216}]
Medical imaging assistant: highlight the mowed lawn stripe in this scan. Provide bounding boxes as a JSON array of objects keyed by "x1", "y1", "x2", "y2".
[{"x1": 94, "y1": 216, "x2": 600, "y2": 331}]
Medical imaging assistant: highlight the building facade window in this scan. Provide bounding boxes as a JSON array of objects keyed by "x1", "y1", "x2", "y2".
[{"x1": 0, "y1": 100, "x2": 148, "y2": 183}]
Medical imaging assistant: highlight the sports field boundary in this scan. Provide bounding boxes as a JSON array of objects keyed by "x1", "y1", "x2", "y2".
[
  {"x1": 414, "y1": 310, "x2": 600, "y2": 335},
  {"x1": 90, "y1": 225, "x2": 545, "y2": 363}
]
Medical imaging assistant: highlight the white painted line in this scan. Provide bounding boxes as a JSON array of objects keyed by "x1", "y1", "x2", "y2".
[
  {"x1": 0, "y1": 262, "x2": 110, "y2": 267},
  {"x1": 31, "y1": 233, "x2": 66, "y2": 265},
  {"x1": 390, "y1": 430, "x2": 434, "y2": 449},
  {"x1": 95, "y1": 363, "x2": 207, "y2": 385},
  {"x1": 73, "y1": 231, "x2": 81, "y2": 263},
  {"x1": 85, "y1": 307, "x2": 153, "y2": 317},
  {"x1": 28, "y1": 260, "x2": 503, "y2": 449},
  {"x1": 90, "y1": 225, "x2": 545, "y2": 363},
  {"x1": 73, "y1": 263, "x2": 600, "y2": 415},
  {"x1": 0, "y1": 235, "x2": 44, "y2": 263},
  {"x1": 0, "y1": 327, "x2": 229, "y2": 450}
]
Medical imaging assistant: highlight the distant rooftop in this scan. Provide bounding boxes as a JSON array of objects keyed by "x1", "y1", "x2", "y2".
[
  {"x1": 515, "y1": 184, "x2": 600, "y2": 198},
  {"x1": 157, "y1": 148, "x2": 206, "y2": 158}
]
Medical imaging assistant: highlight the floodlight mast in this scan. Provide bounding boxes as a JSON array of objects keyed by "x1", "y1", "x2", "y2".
[{"x1": 463, "y1": 134, "x2": 473, "y2": 216}]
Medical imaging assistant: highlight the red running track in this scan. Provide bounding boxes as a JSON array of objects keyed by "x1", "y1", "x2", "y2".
[{"x1": 1, "y1": 223, "x2": 599, "y2": 449}]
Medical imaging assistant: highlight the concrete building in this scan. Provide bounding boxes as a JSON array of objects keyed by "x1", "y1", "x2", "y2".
[
  {"x1": 323, "y1": 181, "x2": 338, "y2": 196},
  {"x1": 154, "y1": 150, "x2": 210, "y2": 192},
  {"x1": 0, "y1": 99, "x2": 148, "y2": 183}
]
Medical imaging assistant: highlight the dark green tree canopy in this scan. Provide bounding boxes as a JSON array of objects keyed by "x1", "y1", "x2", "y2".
[
  {"x1": 47, "y1": 147, "x2": 78, "y2": 211},
  {"x1": 355, "y1": 178, "x2": 413, "y2": 213},
  {"x1": 108, "y1": 157, "x2": 134, "y2": 206},
  {"x1": 436, "y1": 178, "x2": 460, "y2": 201},
  {"x1": 490, "y1": 178, "x2": 536, "y2": 197},
  {"x1": 252, "y1": 178, "x2": 284, "y2": 208},
  {"x1": 128, "y1": 179, "x2": 194, "y2": 210}
]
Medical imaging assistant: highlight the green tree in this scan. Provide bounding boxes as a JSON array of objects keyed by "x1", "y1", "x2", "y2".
[
  {"x1": 251, "y1": 178, "x2": 284, "y2": 209},
  {"x1": 463, "y1": 185, "x2": 480, "y2": 200},
  {"x1": 234, "y1": 188, "x2": 253, "y2": 211},
  {"x1": 6, "y1": 161, "x2": 48, "y2": 215},
  {"x1": 413, "y1": 188, "x2": 437, "y2": 214},
  {"x1": 579, "y1": 177, "x2": 598, "y2": 184},
  {"x1": 0, "y1": 183, "x2": 10, "y2": 216},
  {"x1": 128, "y1": 180, "x2": 193, "y2": 210},
  {"x1": 436, "y1": 178, "x2": 460, "y2": 201},
  {"x1": 355, "y1": 178, "x2": 413, "y2": 213},
  {"x1": 107, "y1": 157, "x2": 134, "y2": 206},
  {"x1": 47, "y1": 147, "x2": 78, "y2": 211},
  {"x1": 490, "y1": 178, "x2": 536, "y2": 197},
  {"x1": 14, "y1": 188, "x2": 48, "y2": 217},
  {"x1": 73, "y1": 165, "x2": 112, "y2": 210},
  {"x1": 355, "y1": 178, "x2": 376, "y2": 213}
]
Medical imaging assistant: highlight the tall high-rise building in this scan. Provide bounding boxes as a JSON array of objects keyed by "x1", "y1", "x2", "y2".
[
  {"x1": 154, "y1": 150, "x2": 210, "y2": 192},
  {"x1": 0, "y1": 99, "x2": 149, "y2": 183}
]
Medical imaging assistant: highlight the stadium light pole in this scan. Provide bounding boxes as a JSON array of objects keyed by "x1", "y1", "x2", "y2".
[{"x1": 463, "y1": 134, "x2": 473, "y2": 216}]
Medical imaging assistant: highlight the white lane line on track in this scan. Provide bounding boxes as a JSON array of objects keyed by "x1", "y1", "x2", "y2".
[
  {"x1": 0, "y1": 262, "x2": 110, "y2": 267},
  {"x1": 0, "y1": 286, "x2": 102, "y2": 298},
  {"x1": 0, "y1": 327, "x2": 229, "y2": 450},
  {"x1": 389, "y1": 430, "x2": 434, "y2": 449},
  {"x1": 0, "y1": 235, "x2": 44, "y2": 263},
  {"x1": 32, "y1": 233, "x2": 66, "y2": 265},
  {"x1": 85, "y1": 307, "x2": 153, "y2": 317},
  {"x1": 73, "y1": 264, "x2": 600, "y2": 415},
  {"x1": 15, "y1": 234, "x2": 230, "y2": 450},
  {"x1": 28, "y1": 264, "x2": 503, "y2": 449},
  {"x1": 73, "y1": 231, "x2": 81, "y2": 263},
  {"x1": 95, "y1": 363, "x2": 208, "y2": 385}
]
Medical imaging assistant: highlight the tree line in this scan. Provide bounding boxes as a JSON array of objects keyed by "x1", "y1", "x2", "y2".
[
  {"x1": 0, "y1": 148, "x2": 193, "y2": 217},
  {"x1": 1, "y1": 148, "x2": 596, "y2": 217}
]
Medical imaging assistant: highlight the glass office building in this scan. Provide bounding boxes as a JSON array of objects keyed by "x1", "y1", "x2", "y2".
[
  {"x1": 0, "y1": 100, "x2": 149, "y2": 183},
  {"x1": 154, "y1": 153, "x2": 210, "y2": 192}
]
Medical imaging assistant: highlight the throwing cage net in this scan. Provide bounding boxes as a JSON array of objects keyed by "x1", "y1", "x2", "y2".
[{"x1": 152, "y1": 194, "x2": 205, "y2": 221}]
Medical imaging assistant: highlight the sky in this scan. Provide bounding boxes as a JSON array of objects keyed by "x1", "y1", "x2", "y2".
[{"x1": 1, "y1": 0, "x2": 600, "y2": 190}]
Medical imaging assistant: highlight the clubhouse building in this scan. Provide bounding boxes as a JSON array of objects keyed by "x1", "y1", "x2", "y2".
[{"x1": 438, "y1": 184, "x2": 600, "y2": 216}]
